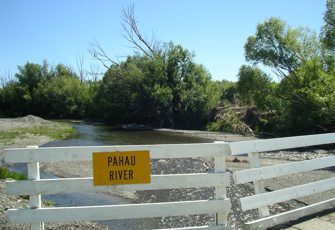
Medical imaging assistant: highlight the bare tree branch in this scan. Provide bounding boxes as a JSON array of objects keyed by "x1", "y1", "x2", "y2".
[
  {"x1": 0, "y1": 70, "x2": 15, "y2": 88},
  {"x1": 87, "y1": 64, "x2": 104, "y2": 81},
  {"x1": 88, "y1": 38, "x2": 120, "y2": 69},
  {"x1": 76, "y1": 52, "x2": 85, "y2": 82},
  {"x1": 88, "y1": 3, "x2": 160, "y2": 72},
  {"x1": 121, "y1": 4, "x2": 160, "y2": 59}
]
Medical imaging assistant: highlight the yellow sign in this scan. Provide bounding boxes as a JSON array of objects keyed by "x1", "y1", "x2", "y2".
[{"x1": 92, "y1": 151, "x2": 150, "y2": 186}]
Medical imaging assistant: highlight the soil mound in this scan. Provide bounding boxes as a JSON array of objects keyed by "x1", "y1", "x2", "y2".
[{"x1": 14, "y1": 115, "x2": 47, "y2": 123}]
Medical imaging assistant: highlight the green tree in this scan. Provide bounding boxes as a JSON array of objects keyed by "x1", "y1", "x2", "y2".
[
  {"x1": 321, "y1": 0, "x2": 335, "y2": 52},
  {"x1": 0, "y1": 81, "x2": 29, "y2": 117},
  {"x1": 277, "y1": 58, "x2": 335, "y2": 134},
  {"x1": 15, "y1": 62, "x2": 40, "y2": 93},
  {"x1": 94, "y1": 60, "x2": 144, "y2": 124},
  {"x1": 0, "y1": 61, "x2": 92, "y2": 119},
  {"x1": 53, "y1": 64, "x2": 77, "y2": 78},
  {"x1": 320, "y1": 0, "x2": 335, "y2": 69},
  {"x1": 245, "y1": 17, "x2": 320, "y2": 80},
  {"x1": 219, "y1": 80, "x2": 238, "y2": 104},
  {"x1": 34, "y1": 75, "x2": 90, "y2": 118},
  {"x1": 244, "y1": 16, "x2": 335, "y2": 135},
  {"x1": 94, "y1": 43, "x2": 219, "y2": 129},
  {"x1": 236, "y1": 65, "x2": 277, "y2": 110}
]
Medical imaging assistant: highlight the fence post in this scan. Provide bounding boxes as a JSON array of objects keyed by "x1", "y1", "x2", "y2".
[
  {"x1": 248, "y1": 152, "x2": 270, "y2": 217},
  {"x1": 27, "y1": 146, "x2": 44, "y2": 230},
  {"x1": 214, "y1": 141, "x2": 228, "y2": 228}
]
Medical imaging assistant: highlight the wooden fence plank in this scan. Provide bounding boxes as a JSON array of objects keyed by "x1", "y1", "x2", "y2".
[
  {"x1": 244, "y1": 198, "x2": 335, "y2": 230},
  {"x1": 214, "y1": 148, "x2": 228, "y2": 225},
  {"x1": 234, "y1": 156, "x2": 335, "y2": 184},
  {"x1": 4, "y1": 143, "x2": 231, "y2": 163},
  {"x1": 6, "y1": 173, "x2": 230, "y2": 195},
  {"x1": 240, "y1": 177, "x2": 335, "y2": 211},
  {"x1": 247, "y1": 152, "x2": 270, "y2": 217},
  {"x1": 28, "y1": 160, "x2": 43, "y2": 230},
  {"x1": 153, "y1": 226, "x2": 226, "y2": 230},
  {"x1": 6, "y1": 199, "x2": 231, "y2": 223},
  {"x1": 229, "y1": 133, "x2": 335, "y2": 156}
]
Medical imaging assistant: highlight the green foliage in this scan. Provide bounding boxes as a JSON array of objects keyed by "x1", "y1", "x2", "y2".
[
  {"x1": 0, "y1": 81, "x2": 30, "y2": 116},
  {"x1": 15, "y1": 62, "x2": 48, "y2": 95},
  {"x1": 240, "y1": 6, "x2": 335, "y2": 135},
  {"x1": 0, "y1": 166, "x2": 26, "y2": 180},
  {"x1": 0, "y1": 25, "x2": 224, "y2": 131},
  {"x1": 0, "y1": 61, "x2": 93, "y2": 119},
  {"x1": 321, "y1": 0, "x2": 335, "y2": 52},
  {"x1": 34, "y1": 76, "x2": 90, "y2": 118},
  {"x1": 277, "y1": 58, "x2": 335, "y2": 134},
  {"x1": 320, "y1": 0, "x2": 335, "y2": 69},
  {"x1": 94, "y1": 43, "x2": 220, "y2": 129},
  {"x1": 236, "y1": 65, "x2": 278, "y2": 110},
  {"x1": 216, "y1": 80, "x2": 238, "y2": 104},
  {"x1": 245, "y1": 17, "x2": 320, "y2": 78}
]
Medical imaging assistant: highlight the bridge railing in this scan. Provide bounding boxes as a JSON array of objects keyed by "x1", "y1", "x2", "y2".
[
  {"x1": 230, "y1": 133, "x2": 335, "y2": 230},
  {"x1": 4, "y1": 143, "x2": 232, "y2": 230}
]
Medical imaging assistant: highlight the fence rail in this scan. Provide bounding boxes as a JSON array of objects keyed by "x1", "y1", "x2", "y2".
[
  {"x1": 229, "y1": 133, "x2": 335, "y2": 155},
  {"x1": 4, "y1": 143, "x2": 230, "y2": 163},
  {"x1": 7, "y1": 200, "x2": 231, "y2": 223},
  {"x1": 6, "y1": 173, "x2": 230, "y2": 195},
  {"x1": 231, "y1": 133, "x2": 335, "y2": 229}
]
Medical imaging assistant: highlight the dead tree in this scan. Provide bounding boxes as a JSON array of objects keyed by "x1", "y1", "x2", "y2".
[
  {"x1": 76, "y1": 52, "x2": 85, "y2": 82},
  {"x1": 87, "y1": 64, "x2": 104, "y2": 82},
  {"x1": 88, "y1": 38, "x2": 120, "y2": 69},
  {"x1": 88, "y1": 3, "x2": 160, "y2": 69},
  {"x1": 0, "y1": 70, "x2": 15, "y2": 88},
  {"x1": 121, "y1": 4, "x2": 160, "y2": 59}
]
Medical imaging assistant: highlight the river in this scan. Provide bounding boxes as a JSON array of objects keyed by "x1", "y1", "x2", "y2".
[{"x1": 20, "y1": 122, "x2": 214, "y2": 229}]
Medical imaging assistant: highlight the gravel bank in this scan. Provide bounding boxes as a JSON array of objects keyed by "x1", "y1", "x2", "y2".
[{"x1": 156, "y1": 128, "x2": 258, "y2": 142}]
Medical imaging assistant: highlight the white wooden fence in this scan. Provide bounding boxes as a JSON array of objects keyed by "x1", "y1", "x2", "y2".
[
  {"x1": 4, "y1": 143, "x2": 232, "y2": 230},
  {"x1": 4, "y1": 133, "x2": 335, "y2": 229},
  {"x1": 230, "y1": 133, "x2": 335, "y2": 230}
]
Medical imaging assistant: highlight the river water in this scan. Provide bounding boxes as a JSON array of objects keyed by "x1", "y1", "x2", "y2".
[{"x1": 22, "y1": 122, "x2": 213, "y2": 229}]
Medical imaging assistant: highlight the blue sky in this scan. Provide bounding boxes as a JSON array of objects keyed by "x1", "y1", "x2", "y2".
[{"x1": 0, "y1": 0, "x2": 327, "y2": 82}]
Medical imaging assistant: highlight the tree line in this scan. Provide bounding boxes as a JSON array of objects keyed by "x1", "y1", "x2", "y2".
[
  {"x1": 1, "y1": 1, "x2": 335, "y2": 136},
  {"x1": 0, "y1": 45, "x2": 225, "y2": 130}
]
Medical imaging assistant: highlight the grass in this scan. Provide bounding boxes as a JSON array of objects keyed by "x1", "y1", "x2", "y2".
[
  {"x1": 0, "y1": 166, "x2": 26, "y2": 180},
  {"x1": 0, "y1": 122, "x2": 75, "y2": 141},
  {"x1": 0, "y1": 166, "x2": 56, "y2": 203},
  {"x1": 0, "y1": 166, "x2": 28, "y2": 200},
  {"x1": 21, "y1": 124, "x2": 75, "y2": 139}
]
